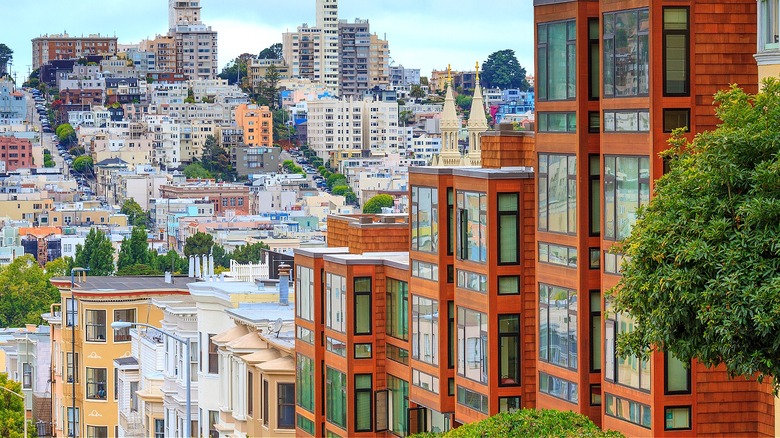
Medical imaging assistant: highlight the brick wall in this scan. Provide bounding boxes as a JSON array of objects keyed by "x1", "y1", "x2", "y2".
[{"x1": 480, "y1": 127, "x2": 535, "y2": 169}]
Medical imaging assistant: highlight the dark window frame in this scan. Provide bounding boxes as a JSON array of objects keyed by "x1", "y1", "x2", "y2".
[
  {"x1": 588, "y1": 18, "x2": 600, "y2": 100},
  {"x1": 354, "y1": 374, "x2": 373, "y2": 432},
  {"x1": 447, "y1": 301, "x2": 455, "y2": 369},
  {"x1": 537, "y1": 19, "x2": 577, "y2": 102},
  {"x1": 498, "y1": 314, "x2": 521, "y2": 387},
  {"x1": 278, "y1": 382, "x2": 295, "y2": 429},
  {"x1": 538, "y1": 153, "x2": 577, "y2": 235},
  {"x1": 590, "y1": 384, "x2": 602, "y2": 406},
  {"x1": 603, "y1": 8, "x2": 650, "y2": 98},
  {"x1": 663, "y1": 405, "x2": 692, "y2": 431},
  {"x1": 354, "y1": 277, "x2": 372, "y2": 335},
  {"x1": 497, "y1": 192, "x2": 520, "y2": 265},
  {"x1": 662, "y1": 108, "x2": 690, "y2": 133},
  {"x1": 447, "y1": 188, "x2": 454, "y2": 256},
  {"x1": 662, "y1": 7, "x2": 690, "y2": 97},
  {"x1": 664, "y1": 353, "x2": 692, "y2": 395},
  {"x1": 590, "y1": 290, "x2": 602, "y2": 373}
]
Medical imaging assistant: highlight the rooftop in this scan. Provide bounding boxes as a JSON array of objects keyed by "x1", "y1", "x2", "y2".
[{"x1": 51, "y1": 276, "x2": 197, "y2": 295}]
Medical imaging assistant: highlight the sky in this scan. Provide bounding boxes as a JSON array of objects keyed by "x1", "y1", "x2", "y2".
[{"x1": 3, "y1": 0, "x2": 534, "y2": 81}]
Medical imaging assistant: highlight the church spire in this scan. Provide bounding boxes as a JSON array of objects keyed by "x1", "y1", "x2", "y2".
[{"x1": 466, "y1": 61, "x2": 487, "y2": 167}]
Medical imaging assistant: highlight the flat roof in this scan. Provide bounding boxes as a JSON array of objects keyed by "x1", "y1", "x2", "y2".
[
  {"x1": 323, "y1": 251, "x2": 409, "y2": 270},
  {"x1": 52, "y1": 276, "x2": 197, "y2": 294}
]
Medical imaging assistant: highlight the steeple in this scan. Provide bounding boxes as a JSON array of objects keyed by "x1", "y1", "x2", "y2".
[
  {"x1": 466, "y1": 60, "x2": 488, "y2": 167},
  {"x1": 433, "y1": 63, "x2": 464, "y2": 166}
]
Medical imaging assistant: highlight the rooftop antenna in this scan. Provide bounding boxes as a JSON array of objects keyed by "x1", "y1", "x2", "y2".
[{"x1": 268, "y1": 318, "x2": 283, "y2": 338}]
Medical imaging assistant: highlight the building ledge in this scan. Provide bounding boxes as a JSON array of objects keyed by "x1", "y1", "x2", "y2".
[{"x1": 755, "y1": 51, "x2": 780, "y2": 66}]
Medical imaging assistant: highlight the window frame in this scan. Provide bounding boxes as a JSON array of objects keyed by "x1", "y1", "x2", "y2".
[
  {"x1": 354, "y1": 277, "x2": 372, "y2": 335},
  {"x1": 588, "y1": 18, "x2": 600, "y2": 100},
  {"x1": 537, "y1": 19, "x2": 577, "y2": 102},
  {"x1": 662, "y1": 7, "x2": 690, "y2": 97},
  {"x1": 411, "y1": 295, "x2": 439, "y2": 366},
  {"x1": 354, "y1": 374, "x2": 373, "y2": 432},
  {"x1": 498, "y1": 314, "x2": 521, "y2": 387},
  {"x1": 456, "y1": 190, "x2": 488, "y2": 263},
  {"x1": 664, "y1": 353, "x2": 692, "y2": 395},
  {"x1": 113, "y1": 308, "x2": 135, "y2": 342},
  {"x1": 590, "y1": 290, "x2": 602, "y2": 372},
  {"x1": 84, "y1": 309, "x2": 106, "y2": 342},
  {"x1": 539, "y1": 283, "x2": 578, "y2": 370},
  {"x1": 662, "y1": 108, "x2": 690, "y2": 133},
  {"x1": 497, "y1": 192, "x2": 520, "y2": 265},
  {"x1": 664, "y1": 405, "x2": 692, "y2": 431},
  {"x1": 456, "y1": 306, "x2": 488, "y2": 384},
  {"x1": 603, "y1": 8, "x2": 650, "y2": 98},
  {"x1": 85, "y1": 367, "x2": 108, "y2": 400},
  {"x1": 538, "y1": 153, "x2": 577, "y2": 235},
  {"x1": 278, "y1": 382, "x2": 295, "y2": 429}
]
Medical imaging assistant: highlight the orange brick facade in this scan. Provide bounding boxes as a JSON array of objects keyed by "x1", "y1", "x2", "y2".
[
  {"x1": 31, "y1": 35, "x2": 117, "y2": 70},
  {"x1": 0, "y1": 137, "x2": 33, "y2": 171},
  {"x1": 327, "y1": 214, "x2": 410, "y2": 253}
]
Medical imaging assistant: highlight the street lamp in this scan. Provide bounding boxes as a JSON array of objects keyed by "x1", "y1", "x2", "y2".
[
  {"x1": 111, "y1": 321, "x2": 191, "y2": 438},
  {"x1": 0, "y1": 384, "x2": 27, "y2": 438}
]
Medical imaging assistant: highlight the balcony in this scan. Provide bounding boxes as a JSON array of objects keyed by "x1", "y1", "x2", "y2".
[{"x1": 119, "y1": 410, "x2": 145, "y2": 436}]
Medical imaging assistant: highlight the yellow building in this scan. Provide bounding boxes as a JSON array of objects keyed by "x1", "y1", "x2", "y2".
[
  {"x1": 0, "y1": 196, "x2": 53, "y2": 223},
  {"x1": 47, "y1": 275, "x2": 195, "y2": 438},
  {"x1": 235, "y1": 104, "x2": 273, "y2": 148}
]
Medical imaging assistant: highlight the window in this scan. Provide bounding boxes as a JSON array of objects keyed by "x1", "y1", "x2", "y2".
[
  {"x1": 604, "y1": 156, "x2": 650, "y2": 241},
  {"x1": 326, "y1": 273, "x2": 346, "y2": 333},
  {"x1": 68, "y1": 407, "x2": 80, "y2": 437},
  {"x1": 589, "y1": 155, "x2": 600, "y2": 236},
  {"x1": 447, "y1": 188, "x2": 454, "y2": 255},
  {"x1": 591, "y1": 384, "x2": 602, "y2": 406},
  {"x1": 457, "y1": 306, "x2": 488, "y2": 384},
  {"x1": 539, "y1": 372, "x2": 578, "y2": 404},
  {"x1": 208, "y1": 410, "x2": 219, "y2": 437},
  {"x1": 411, "y1": 186, "x2": 438, "y2": 252},
  {"x1": 589, "y1": 248, "x2": 601, "y2": 269},
  {"x1": 297, "y1": 326, "x2": 314, "y2": 344},
  {"x1": 537, "y1": 19, "x2": 576, "y2": 101},
  {"x1": 498, "y1": 315, "x2": 520, "y2": 386},
  {"x1": 66, "y1": 298, "x2": 78, "y2": 327},
  {"x1": 86, "y1": 367, "x2": 108, "y2": 400},
  {"x1": 113, "y1": 309, "x2": 135, "y2": 342},
  {"x1": 604, "y1": 252, "x2": 628, "y2": 275},
  {"x1": 296, "y1": 266, "x2": 314, "y2": 321},
  {"x1": 498, "y1": 276, "x2": 520, "y2": 295},
  {"x1": 665, "y1": 406, "x2": 691, "y2": 430},
  {"x1": 248, "y1": 371, "x2": 254, "y2": 417},
  {"x1": 588, "y1": 18, "x2": 600, "y2": 100},
  {"x1": 603, "y1": 8, "x2": 649, "y2": 97},
  {"x1": 588, "y1": 112, "x2": 600, "y2": 133},
  {"x1": 326, "y1": 367, "x2": 346, "y2": 429},
  {"x1": 326, "y1": 337, "x2": 346, "y2": 357},
  {"x1": 498, "y1": 397, "x2": 521, "y2": 413},
  {"x1": 207, "y1": 334, "x2": 218, "y2": 374},
  {"x1": 354, "y1": 343, "x2": 372, "y2": 358},
  {"x1": 130, "y1": 381, "x2": 138, "y2": 411},
  {"x1": 386, "y1": 278, "x2": 408, "y2": 341},
  {"x1": 411, "y1": 260, "x2": 438, "y2": 281},
  {"x1": 760, "y1": 0, "x2": 780, "y2": 51},
  {"x1": 605, "y1": 313, "x2": 651, "y2": 391},
  {"x1": 538, "y1": 242, "x2": 577, "y2": 268},
  {"x1": 539, "y1": 284, "x2": 578, "y2": 370},
  {"x1": 447, "y1": 301, "x2": 455, "y2": 369},
  {"x1": 537, "y1": 112, "x2": 576, "y2": 132},
  {"x1": 538, "y1": 154, "x2": 576, "y2": 234},
  {"x1": 590, "y1": 291, "x2": 602, "y2": 372},
  {"x1": 663, "y1": 109, "x2": 690, "y2": 132},
  {"x1": 665, "y1": 353, "x2": 691, "y2": 394},
  {"x1": 263, "y1": 380, "x2": 269, "y2": 426},
  {"x1": 605, "y1": 393, "x2": 651, "y2": 429},
  {"x1": 456, "y1": 191, "x2": 487, "y2": 262},
  {"x1": 412, "y1": 295, "x2": 439, "y2": 365},
  {"x1": 22, "y1": 363, "x2": 31, "y2": 389},
  {"x1": 387, "y1": 344, "x2": 409, "y2": 365},
  {"x1": 663, "y1": 7, "x2": 689, "y2": 96},
  {"x1": 603, "y1": 110, "x2": 650, "y2": 132},
  {"x1": 387, "y1": 375, "x2": 409, "y2": 435},
  {"x1": 457, "y1": 386, "x2": 488, "y2": 414},
  {"x1": 278, "y1": 383, "x2": 295, "y2": 429},
  {"x1": 296, "y1": 354, "x2": 315, "y2": 413},
  {"x1": 354, "y1": 277, "x2": 372, "y2": 335},
  {"x1": 297, "y1": 414, "x2": 316, "y2": 435},
  {"x1": 154, "y1": 419, "x2": 164, "y2": 438},
  {"x1": 66, "y1": 352, "x2": 78, "y2": 383},
  {"x1": 85, "y1": 310, "x2": 106, "y2": 342},
  {"x1": 498, "y1": 193, "x2": 519, "y2": 264},
  {"x1": 86, "y1": 425, "x2": 108, "y2": 438},
  {"x1": 355, "y1": 375, "x2": 372, "y2": 432},
  {"x1": 456, "y1": 269, "x2": 487, "y2": 293}
]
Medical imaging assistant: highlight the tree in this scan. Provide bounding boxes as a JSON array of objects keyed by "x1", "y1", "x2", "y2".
[
  {"x1": 45, "y1": 257, "x2": 73, "y2": 277},
  {"x1": 331, "y1": 185, "x2": 350, "y2": 196},
  {"x1": 183, "y1": 162, "x2": 213, "y2": 179},
  {"x1": 153, "y1": 250, "x2": 188, "y2": 274},
  {"x1": 230, "y1": 242, "x2": 270, "y2": 264},
  {"x1": 410, "y1": 84, "x2": 425, "y2": 99},
  {"x1": 72, "y1": 156, "x2": 93, "y2": 174},
  {"x1": 120, "y1": 199, "x2": 149, "y2": 227},
  {"x1": 68, "y1": 146, "x2": 85, "y2": 157},
  {"x1": 0, "y1": 44, "x2": 12, "y2": 77},
  {"x1": 117, "y1": 227, "x2": 150, "y2": 272},
  {"x1": 212, "y1": 244, "x2": 229, "y2": 268},
  {"x1": 0, "y1": 255, "x2": 61, "y2": 327},
  {"x1": 116, "y1": 263, "x2": 161, "y2": 276},
  {"x1": 218, "y1": 53, "x2": 255, "y2": 86},
  {"x1": 362, "y1": 194, "x2": 394, "y2": 213},
  {"x1": 455, "y1": 94, "x2": 472, "y2": 113},
  {"x1": 612, "y1": 79, "x2": 780, "y2": 392},
  {"x1": 256, "y1": 66, "x2": 282, "y2": 110},
  {"x1": 326, "y1": 173, "x2": 348, "y2": 190},
  {"x1": 258, "y1": 43, "x2": 282, "y2": 60},
  {"x1": 184, "y1": 232, "x2": 214, "y2": 258},
  {"x1": 0, "y1": 372, "x2": 28, "y2": 438},
  {"x1": 74, "y1": 228, "x2": 114, "y2": 276},
  {"x1": 55, "y1": 123, "x2": 76, "y2": 145},
  {"x1": 43, "y1": 150, "x2": 55, "y2": 168},
  {"x1": 184, "y1": 87, "x2": 196, "y2": 103},
  {"x1": 480, "y1": 49, "x2": 529, "y2": 91},
  {"x1": 201, "y1": 135, "x2": 235, "y2": 182}
]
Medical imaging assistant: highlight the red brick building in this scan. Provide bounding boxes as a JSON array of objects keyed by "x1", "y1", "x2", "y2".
[
  {"x1": 159, "y1": 181, "x2": 253, "y2": 216},
  {"x1": 0, "y1": 137, "x2": 33, "y2": 171},
  {"x1": 31, "y1": 34, "x2": 117, "y2": 70},
  {"x1": 534, "y1": 0, "x2": 771, "y2": 436},
  {"x1": 60, "y1": 89, "x2": 103, "y2": 106}
]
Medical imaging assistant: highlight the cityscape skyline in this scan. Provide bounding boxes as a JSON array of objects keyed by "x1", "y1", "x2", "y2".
[{"x1": 3, "y1": 0, "x2": 535, "y2": 81}]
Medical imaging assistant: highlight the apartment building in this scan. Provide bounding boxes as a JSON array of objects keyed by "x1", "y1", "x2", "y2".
[
  {"x1": 0, "y1": 325, "x2": 51, "y2": 428},
  {"x1": 534, "y1": 1, "x2": 770, "y2": 436},
  {"x1": 140, "y1": 35, "x2": 177, "y2": 73},
  {"x1": 31, "y1": 34, "x2": 118, "y2": 70},
  {"x1": 0, "y1": 137, "x2": 33, "y2": 171},
  {"x1": 159, "y1": 181, "x2": 252, "y2": 216},
  {"x1": 45, "y1": 275, "x2": 195, "y2": 438},
  {"x1": 235, "y1": 104, "x2": 273, "y2": 148},
  {"x1": 248, "y1": 59, "x2": 291, "y2": 92}
]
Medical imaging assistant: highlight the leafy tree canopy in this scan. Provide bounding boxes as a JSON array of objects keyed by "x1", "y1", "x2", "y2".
[
  {"x1": 258, "y1": 43, "x2": 282, "y2": 60},
  {"x1": 0, "y1": 255, "x2": 61, "y2": 327},
  {"x1": 613, "y1": 79, "x2": 780, "y2": 391},
  {"x1": 117, "y1": 226, "x2": 150, "y2": 272},
  {"x1": 74, "y1": 228, "x2": 114, "y2": 276},
  {"x1": 481, "y1": 49, "x2": 529, "y2": 91},
  {"x1": 362, "y1": 194, "x2": 394, "y2": 213},
  {"x1": 0, "y1": 372, "x2": 28, "y2": 438},
  {"x1": 184, "y1": 231, "x2": 214, "y2": 258},
  {"x1": 409, "y1": 409, "x2": 622, "y2": 438},
  {"x1": 45, "y1": 256, "x2": 73, "y2": 278},
  {"x1": 183, "y1": 162, "x2": 213, "y2": 180},
  {"x1": 230, "y1": 242, "x2": 270, "y2": 264},
  {"x1": 120, "y1": 199, "x2": 148, "y2": 227},
  {"x1": 0, "y1": 43, "x2": 12, "y2": 76},
  {"x1": 200, "y1": 135, "x2": 236, "y2": 182},
  {"x1": 116, "y1": 263, "x2": 161, "y2": 276},
  {"x1": 72, "y1": 156, "x2": 92, "y2": 174},
  {"x1": 217, "y1": 53, "x2": 255, "y2": 86}
]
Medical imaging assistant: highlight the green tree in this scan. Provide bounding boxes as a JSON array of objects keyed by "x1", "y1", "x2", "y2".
[
  {"x1": 362, "y1": 194, "x2": 394, "y2": 213},
  {"x1": 116, "y1": 263, "x2": 161, "y2": 276},
  {"x1": 331, "y1": 185, "x2": 350, "y2": 196},
  {"x1": 72, "y1": 156, "x2": 93, "y2": 174},
  {"x1": 183, "y1": 162, "x2": 213, "y2": 179},
  {"x1": 218, "y1": 53, "x2": 255, "y2": 86},
  {"x1": 612, "y1": 79, "x2": 780, "y2": 391},
  {"x1": 74, "y1": 228, "x2": 114, "y2": 276},
  {"x1": 230, "y1": 242, "x2": 270, "y2": 264},
  {"x1": 399, "y1": 109, "x2": 414, "y2": 126},
  {"x1": 184, "y1": 232, "x2": 214, "y2": 258},
  {"x1": 0, "y1": 44, "x2": 12, "y2": 77},
  {"x1": 184, "y1": 87, "x2": 195, "y2": 103},
  {"x1": 455, "y1": 94, "x2": 472, "y2": 113},
  {"x1": 153, "y1": 250, "x2": 189, "y2": 274},
  {"x1": 55, "y1": 123, "x2": 76, "y2": 145},
  {"x1": 0, "y1": 372, "x2": 29, "y2": 438},
  {"x1": 120, "y1": 199, "x2": 149, "y2": 227},
  {"x1": 409, "y1": 409, "x2": 622, "y2": 438},
  {"x1": 201, "y1": 135, "x2": 236, "y2": 182},
  {"x1": 43, "y1": 150, "x2": 55, "y2": 168},
  {"x1": 117, "y1": 227, "x2": 150, "y2": 272},
  {"x1": 45, "y1": 256, "x2": 73, "y2": 277},
  {"x1": 410, "y1": 84, "x2": 425, "y2": 99},
  {"x1": 257, "y1": 65, "x2": 282, "y2": 110},
  {"x1": 213, "y1": 243, "x2": 229, "y2": 268},
  {"x1": 258, "y1": 43, "x2": 283, "y2": 60},
  {"x1": 68, "y1": 146, "x2": 85, "y2": 157},
  {"x1": 326, "y1": 173, "x2": 347, "y2": 190},
  {"x1": 481, "y1": 49, "x2": 529, "y2": 90},
  {"x1": 0, "y1": 255, "x2": 61, "y2": 327}
]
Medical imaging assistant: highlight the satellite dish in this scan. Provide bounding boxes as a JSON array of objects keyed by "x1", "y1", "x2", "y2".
[{"x1": 272, "y1": 318, "x2": 283, "y2": 337}]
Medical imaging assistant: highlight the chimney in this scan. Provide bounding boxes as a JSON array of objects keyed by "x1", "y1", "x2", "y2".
[
  {"x1": 278, "y1": 262, "x2": 291, "y2": 306},
  {"x1": 165, "y1": 271, "x2": 172, "y2": 283},
  {"x1": 188, "y1": 255, "x2": 195, "y2": 277}
]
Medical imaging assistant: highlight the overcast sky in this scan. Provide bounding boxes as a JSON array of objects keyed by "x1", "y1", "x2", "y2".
[{"x1": 4, "y1": 0, "x2": 534, "y2": 81}]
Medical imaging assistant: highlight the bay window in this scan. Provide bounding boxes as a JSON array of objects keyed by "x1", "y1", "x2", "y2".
[
  {"x1": 411, "y1": 295, "x2": 439, "y2": 365},
  {"x1": 457, "y1": 307, "x2": 488, "y2": 384},
  {"x1": 538, "y1": 154, "x2": 576, "y2": 234},
  {"x1": 603, "y1": 8, "x2": 649, "y2": 97},
  {"x1": 539, "y1": 284, "x2": 578, "y2": 370}
]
